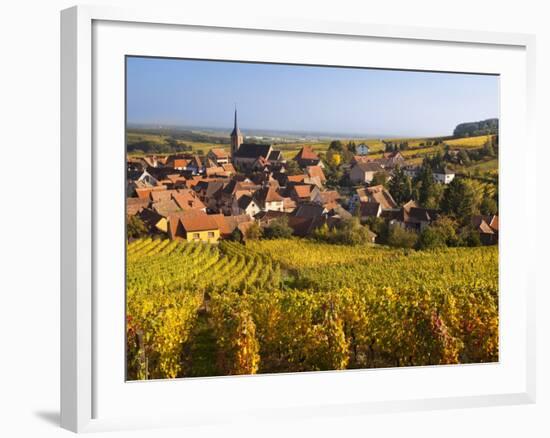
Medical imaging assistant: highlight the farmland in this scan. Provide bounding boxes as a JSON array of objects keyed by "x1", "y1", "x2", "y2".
[
  {"x1": 126, "y1": 238, "x2": 498, "y2": 379},
  {"x1": 126, "y1": 129, "x2": 496, "y2": 177}
]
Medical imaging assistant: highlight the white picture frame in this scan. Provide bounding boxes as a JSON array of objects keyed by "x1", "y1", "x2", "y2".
[{"x1": 60, "y1": 4, "x2": 536, "y2": 433}]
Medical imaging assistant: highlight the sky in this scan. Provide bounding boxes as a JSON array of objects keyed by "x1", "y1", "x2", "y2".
[{"x1": 126, "y1": 56, "x2": 499, "y2": 138}]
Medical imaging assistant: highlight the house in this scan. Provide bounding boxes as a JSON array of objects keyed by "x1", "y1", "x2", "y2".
[
  {"x1": 378, "y1": 151, "x2": 405, "y2": 169},
  {"x1": 306, "y1": 165, "x2": 326, "y2": 186},
  {"x1": 349, "y1": 161, "x2": 385, "y2": 184},
  {"x1": 285, "y1": 174, "x2": 307, "y2": 185},
  {"x1": 350, "y1": 155, "x2": 373, "y2": 166},
  {"x1": 135, "y1": 169, "x2": 160, "y2": 187},
  {"x1": 294, "y1": 202, "x2": 327, "y2": 219},
  {"x1": 172, "y1": 189, "x2": 207, "y2": 212},
  {"x1": 218, "y1": 179, "x2": 261, "y2": 214},
  {"x1": 349, "y1": 185, "x2": 398, "y2": 212},
  {"x1": 205, "y1": 166, "x2": 231, "y2": 178},
  {"x1": 137, "y1": 208, "x2": 167, "y2": 234},
  {"x1": 134, "y1": 184, "x2": 167, "y2": 200},
  {"x1": 326, "y1": 204, "x2": 353, "y2": 221},
  {"x1": 193, "y1": 180, "x2": 227, "y2": 211},
  {"x1": 293, "y1": 146, "x2": 322, "y2": 168},
  {"x1": 168, "y1": 211, "x2": 220, "y2": 243},
  {"x1": 165, "y1": 173, "x2": 188, "y2": 188},
  {"x1": 356, "y1": 143, "x2": 370, "y2": 156},
  {"x1": 207, "y1": 148, "x2": 230, "y2": 165},
  {"x1": 472, "y1": 215, "x2": 499, "y2": 245},
  {"x1": 282, "y1": 196, "x2": 297, "y2": 213},
  {"x1": 232, "y1": 143, "x2": 273, "y2": 169},
  {"x1": 221, "y1": 163, "x2": 236, "y2": 176},
  {"x1": 187, "y1": 155, "x2": 205, "y2": 175},
  {"x1": 287, "y1": 215, "x2": 326, "y2": 237},
  {"x1": 126, "y1": 197, "x2": 149, "y2": 216},
  {"x1": 254, "y1": 185, "x2": 285, "y2": 212},
  {"x1": 146, "y1": 166, "x2": 182, "y2": 183},
  {"x1": 316, "y1": 190, "x2": 340, "y2": 209},
  {"x1": 358, "y1": 201, "x2": 382, "y2": 219},
  {"x1": 169, "y1": 158, "x2": 190, "y2": 170},
  {"x1": 388, "y1": 200, "x2": 439, "y2": 232},
  {"x1": 229, "y1": 109, "x2": 285, "y2": 169},
  {"x1": 433, "y1": 168, "x2": 456, "y2": 184},
  {"x1": 290, "y1": 184, "x2": 321, "y2": 203},
  {"x1": 403, "y1": 165, "x2": 420, "y2": 179},
  {"x1": 150, "y1": 189, "x2": 177, "y2": 203},
  {"x1": 255, "y1": 210, "x2": 290, "y2": 227},
  {"x1": 152, "y1": 199, "x2": 181, "y2": 218},
  {"x1": 251, "y1": 156, "x2": 271, "y2": 172},
  {"x1": 210, "y1": 213, "x2": 254, "y2": 239},
  {"x1": 232, "y1": 194, "x2": 262, "y2": 217}
]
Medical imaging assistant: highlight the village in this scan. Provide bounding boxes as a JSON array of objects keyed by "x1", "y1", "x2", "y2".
[{"x1": 127, "y1": 110, "x2": 498, "y2": 247}]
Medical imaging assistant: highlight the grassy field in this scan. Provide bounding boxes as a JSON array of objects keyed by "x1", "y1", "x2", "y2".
[{"x1": 445, "y1": 135, "x2": 493, "y2": 148}]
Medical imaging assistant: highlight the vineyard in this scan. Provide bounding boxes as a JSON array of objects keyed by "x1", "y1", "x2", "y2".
[{"x1": 126, "y1": 238, "x2": 498, "y2": 380}]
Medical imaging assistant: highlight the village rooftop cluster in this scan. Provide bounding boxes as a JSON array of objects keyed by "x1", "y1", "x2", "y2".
[{"x1": 127, "y1": 110, "x2": 498, "y2": 246}]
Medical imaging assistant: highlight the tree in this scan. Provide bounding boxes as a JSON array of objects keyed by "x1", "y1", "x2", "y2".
[
  {"x1": 336, "y1": 218, "x2": 374, "y2": 245},
  {"x1": 480, "y1": 197, "x2": 498, "y2": 215},
  {"x1": 458, "y1": 226, "x2": 482, "y2": 247},
  {"x1": 313, "y1": 218, "x2": 373, "y2": 245},
  {"x1": 346, "y1": 141, "x2": 357, "y2": 153},
  {"x1": 417, "y1": 227, "x2": 446, "y2": 250},
  {"x1": 441, "y1": 178, "x2": 478, "y2": 224},
  {"x1": 483, "y1": 138, "x2": 495, "y2": 157},
  {"x1": 285, "y1": 159, "x2": 302, "y2": 176},
  {"x1": 458, "y1": 149, "x2": 471, "y2": 165},
  {"x1": 229, "y1": 228, "x2": 243, "y2": 242},
  {"x1": 364, "y1": 216, "x2": 388, "y2": 243},
  {"x1": 388, "y1": 166, "x2": 413, "y2": 205},
  {"x1": 127, "y1": 215, "x2": 148, "y2": 240},
  {"x1": 328, "y1": 152, "x2": 341, "y2": 167},
  {"x1": 245, "y1": 222, "x2": 263, "y2": 240},
  {"x1": 370, "y1": 171, "x2": 389, "y2": 187},
  {"x1": 387, "y1": 224, "x2": 418, "y2": 248},
  {"x1": 414, "y1": 161, "x2": 436, "y2": 207},
  {"x1": 329, "y1": 140, "x2": 344, "y2": 151},
  {"x1": 264, "y1": 216, "x2": 293, "y2": 239},
  {"x1": 417, "y1": 217, "x2": 458, "y2": 249}
]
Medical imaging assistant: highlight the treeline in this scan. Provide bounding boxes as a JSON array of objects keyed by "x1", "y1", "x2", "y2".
[{"x1": 453, "y1": 118, "x2": 498, "y2": 138}]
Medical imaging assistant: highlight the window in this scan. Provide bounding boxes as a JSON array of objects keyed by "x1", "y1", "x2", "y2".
[
  {"x1": 207, "y1": 232, "x2": 215, "y2": 238},
  {"x1": 193, "y1": 233, "x2": 200, "y2": 240}
]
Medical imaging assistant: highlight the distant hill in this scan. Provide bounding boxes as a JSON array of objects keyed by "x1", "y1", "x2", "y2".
[{"x1": 453, "y1": 118, "x2": 498, "y2": 138}]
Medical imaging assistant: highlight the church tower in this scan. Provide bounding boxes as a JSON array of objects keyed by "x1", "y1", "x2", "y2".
[{"x1": 230, "y1": 108, "x2": 243, "y2": 157}]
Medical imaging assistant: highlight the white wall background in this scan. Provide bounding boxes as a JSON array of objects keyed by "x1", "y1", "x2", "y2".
[{"x1": 0, "y1": 1, "x2": 547, "y2": 437}]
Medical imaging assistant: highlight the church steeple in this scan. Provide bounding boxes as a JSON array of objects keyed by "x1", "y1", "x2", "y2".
[{"x1": 230, "y1": 107, "x2": 243, "y2": 157}]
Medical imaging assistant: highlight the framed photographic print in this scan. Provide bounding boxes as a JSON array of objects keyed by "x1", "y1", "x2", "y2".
[{"x1": 61, "y1": 5, "x2": 536, "y2": 433}]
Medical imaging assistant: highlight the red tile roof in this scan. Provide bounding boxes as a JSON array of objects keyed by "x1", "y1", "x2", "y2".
[
  {"x1": 306, "y1": 165, "x2": 326, "y2": 183},
  {"x1": 172, "y1": 159, "x2": 189, "y2": 168},
  {"x1": 210, "y1": 148, "x2": 229, "y2": 158},
  {"x1": 172, "y1": 190, "x2": 206, "y2": 211},
  {"x1": 179, "y1": 211, "x2": 219, "y2": 232},
  {"x1": 287, "y1": 174, "x2": 306, "y2": 183},
  {"x1": 294, "y1": 146, "x2": 319, "y2": 161},
  {"x1": 293, "y1": 184, "x2": 313, "y2": 199}
]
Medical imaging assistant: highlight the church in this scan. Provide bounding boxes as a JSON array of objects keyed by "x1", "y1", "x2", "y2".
[{"x1": 230, "y1": 109, "x2": 284, "y2": 170}]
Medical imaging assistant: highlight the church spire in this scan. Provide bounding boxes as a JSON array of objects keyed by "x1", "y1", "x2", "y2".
[
  {"x1": 231, "y1": 106, "x2": 241, "y2": 137},
  {"x1": 230, "y1": 106, "x2": 243, "y2": 157}
]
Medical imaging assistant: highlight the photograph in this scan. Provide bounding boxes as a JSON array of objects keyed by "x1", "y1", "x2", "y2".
[{"x1": 125, "y1": 56, "x2": 499, "y2": 380}]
